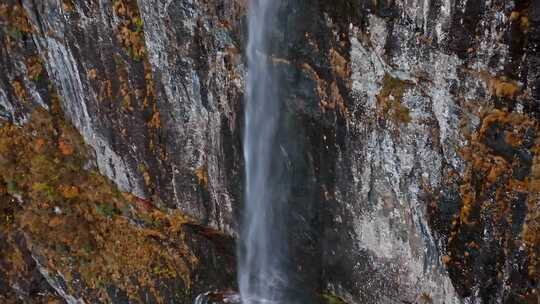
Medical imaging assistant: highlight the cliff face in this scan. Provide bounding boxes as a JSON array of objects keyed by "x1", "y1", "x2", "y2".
[
  {"x1": 1, "y1": 0, "x2": 241, "y2": 302},
  {"x1": 322, "y1": 0, "x2": 539, "y2": 302},
  {"x1": 0, "y1": 0, "x2": 538, "y2": 303}
]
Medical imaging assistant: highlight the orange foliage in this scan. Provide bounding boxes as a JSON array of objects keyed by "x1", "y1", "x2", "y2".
[
  {"x1": 195, "y1": 165, "x2": 209, "y2": 188},
  {"x1": 58, "y1": 138, "x2": 74, "y2": 156},
  {"x1": 487, "y1": 77, "x2": 521, "y2": 100},
  {"x1": 58, "y1": 185, "x2": 79, "y2": 199},
  {"x1": 455, "y1": 107, "x2": 540, "y2": 285},
  {"x1": 11, "y1": 80, "x2": 27, "y2": 102},
  {"x1": 0, "y1": 98, "x2": 197, "y2": 301},
  {"x1": 25, "y1": 56, "x2": 43, "y2": 80}
]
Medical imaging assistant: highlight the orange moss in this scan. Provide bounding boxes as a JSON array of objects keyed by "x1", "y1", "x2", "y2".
[
  {"x1": 323, "y1": 81, "x2": 349, "y2": 117},
  {"x1": 442, "y1": 255, "x2": 452, "y2": 264},
  {"x1": 523, "y1": 199, "x2": 539, "y2": 277},
  {"x1": 62, "y1": 0, "x2": 75, "y2": 12},
  {"x1": 58, "y1": 185, "x2": 79, "y2": 199},
  {"x1": 0, "y1": 100, "x2": 196, "y2": 301},
  {"x1": 510, "y1": 11, "x2": 530, "y2": 32},
  {"x1": 520, "y1": 16, "x2": 530, "y2": 31},
  {"x1": 11, "y1": 79, "x2": 27, "y2": 102},
  {"x1": 148, "y1": 108, "x2": 161, "y2": 129},
  {"x1": 453, "y1": 107, "x2": 540, "y2": 290},
  {"x1": 0, "y1": 144, "x2": 65, "y2": 303},
  {"x1": 87, "y1": 68, "x2": 98, "y2": 80},
  {"x1": 302, "y1": 63, "x2": 349, "y2": 117},
  {"x1": 488, "y1": 77, "x2": 521, "y2": 99},
  {"x1": 524, "y1": 150, "x2": 540, "y2": 279},
  {"x1": 302, "y1": 63, "x2": 327, "y2": 104},
  {"x1": 0, "y1": 3, "x2": 33, "y2": 33},
  {"x1": 468, "y1": 70, "x2": 522, "y2": 102},
  {"x1": 143, "y1": 60, "x2": 156, "y2": 109},
  {"x1": 195, "y1": 165, "x2": 209, "y2": 188},
  {"x1": 58, "y1": 138, "x2": 74, "y2": 156},
  {"x1": 25, "y1": 56, "x2": 43, "y2": 81},
  {"x1": 329, "y1": 48, "x2": 350, "y2": 82},
  {"x1": 113, "y1": 0, "x2": 146, "y2": 61}
]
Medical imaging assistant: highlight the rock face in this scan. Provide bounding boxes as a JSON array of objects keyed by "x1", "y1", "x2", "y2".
[{"x1": 0, "y1": 0, "x2": 539, "y2": 303}]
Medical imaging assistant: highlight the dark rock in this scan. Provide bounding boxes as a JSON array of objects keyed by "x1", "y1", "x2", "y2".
[{"x1": 1, "y1": 0, "x2": 539, "y2": 303}]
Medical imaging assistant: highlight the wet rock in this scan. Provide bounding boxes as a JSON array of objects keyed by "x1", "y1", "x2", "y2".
[{"x1": 0, "y1": 0, "x2": 538, "y2": 303}]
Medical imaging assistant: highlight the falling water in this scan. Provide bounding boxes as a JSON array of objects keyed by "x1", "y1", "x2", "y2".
[{"x1": 239, "y1": 0, "x2": 289, "y2": 303}]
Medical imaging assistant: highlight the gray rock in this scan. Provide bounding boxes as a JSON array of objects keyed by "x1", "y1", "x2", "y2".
[{"x1": 1, "y1": 0, "x2": 537, "y2": 303}]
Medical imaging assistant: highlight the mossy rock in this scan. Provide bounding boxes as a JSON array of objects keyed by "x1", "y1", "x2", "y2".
[{"x1": 322, "y1": 292, "x2": 348, "y2": 304}]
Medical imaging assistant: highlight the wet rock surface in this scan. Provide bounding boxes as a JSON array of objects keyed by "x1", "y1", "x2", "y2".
[{"x1": 0, "y1": 0, "x2": 539, "y2": 303}]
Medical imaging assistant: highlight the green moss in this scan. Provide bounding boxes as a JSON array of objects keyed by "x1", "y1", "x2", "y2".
[
  {"x1": 30, "y1": 155, "x2": 59, "y2": 181},
  {"x1": 81, "y1": 243, "x2": 95, "y2": 255},
  {"x1": 95, "y1": 203, "x2": 120, "y2": 219},
  {"x1": 380, "y1": 73, "x2": 409, "y2": 100},
  {"x1": 391, "y1": 100, "x2": 412, "y2": 124},
  {"x1": 54, "y1": 243, "x2": 70, "y2": 255},
  {"x1": 322, "y1": 293, "x2": 348, "y2": 304},
  {"x1": 5, "y1": 26, "x2": 22, "y2": 40},
  {"x1": 6, "y1": 179, "x2": 20, "y2": 197},
  {"x1": 31, "y1": 182, "x2": 57, "y2": 202},
  {"x1": 133, "y1": 17, "x2": 144, "y2": 33},
  {"x1": 377, "y1": 73, "x2": 413, "y2": 125}
]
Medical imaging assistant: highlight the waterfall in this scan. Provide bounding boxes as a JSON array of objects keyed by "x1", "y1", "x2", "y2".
[{"x1": 239, "y1": 0, "x2": 289, "y2": 303}]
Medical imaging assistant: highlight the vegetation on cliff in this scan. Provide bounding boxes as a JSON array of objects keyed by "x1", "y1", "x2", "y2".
[{"x1": 0, "y1": 93, "x2": 205, "y2": 302}]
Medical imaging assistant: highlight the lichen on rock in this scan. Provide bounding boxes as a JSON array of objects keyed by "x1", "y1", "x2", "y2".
[
  {"x1": 0, "y1": 0, "x2": 539, "y2": 303},
  {"x1": 0, "y1": 92, "x2": 235, "y2": 303}
]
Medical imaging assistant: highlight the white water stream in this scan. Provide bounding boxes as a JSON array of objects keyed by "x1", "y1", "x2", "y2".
[{"x1": 239, "y1": 0, "x2": 288, "y2": 303}]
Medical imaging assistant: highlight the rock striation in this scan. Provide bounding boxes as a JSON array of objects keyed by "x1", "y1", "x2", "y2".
[{"x1": 0, "y1": 0, "x2": 538, "y2": 303}]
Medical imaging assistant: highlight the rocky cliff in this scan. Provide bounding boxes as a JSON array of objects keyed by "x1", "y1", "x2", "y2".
[{"x1": 0, "y1": 0, "x2": 538, "y2": 303}]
